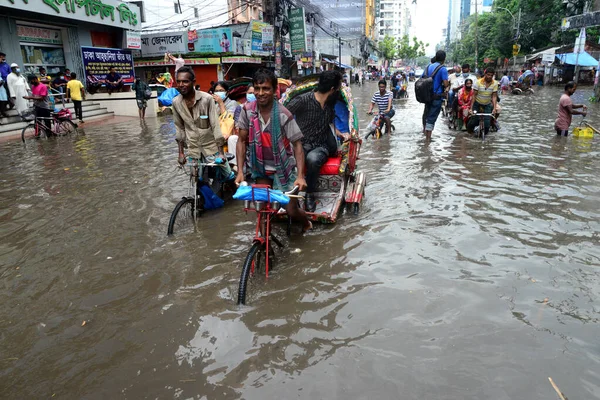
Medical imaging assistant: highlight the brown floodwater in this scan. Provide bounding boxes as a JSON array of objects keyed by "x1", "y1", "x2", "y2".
[{"x1": 1, "y1": 83, "x2": 599, "y2": 399}]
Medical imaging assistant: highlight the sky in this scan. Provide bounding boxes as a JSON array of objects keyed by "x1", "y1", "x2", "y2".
[{"x1": 412, "y1": 0, "x2": 449, "y2": 55}]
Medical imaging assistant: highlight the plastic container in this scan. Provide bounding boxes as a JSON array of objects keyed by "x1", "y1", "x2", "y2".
[{"x1": 573, "y1": 126, "x2": 594, "y2": 138}]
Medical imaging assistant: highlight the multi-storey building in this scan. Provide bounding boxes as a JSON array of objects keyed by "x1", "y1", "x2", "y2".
[{"x1": 377, "y1": 0, "x2": 411, "y2": 41}]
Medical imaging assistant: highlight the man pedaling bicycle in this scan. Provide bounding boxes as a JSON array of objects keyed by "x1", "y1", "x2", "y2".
[
  {"x1": 235, "y1": 68, "x2": 312, "y2": 232},
  {"x1": 172, "y1": 66, "x2": 233, "y2": 181},
  {"x1": 367, "y1": 79, "x2": 394, "y2": 134}
]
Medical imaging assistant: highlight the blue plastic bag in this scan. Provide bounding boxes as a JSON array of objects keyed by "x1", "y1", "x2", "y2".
[
  {"x1": 199, "y1": 185, "x2": 224, "y2": 210},
  {"x1": 233, "y1": 186, "x2": 290, "y2": 205},
  {"x1": 158, "y1": 88, "x2": 181, "y2": 107}
]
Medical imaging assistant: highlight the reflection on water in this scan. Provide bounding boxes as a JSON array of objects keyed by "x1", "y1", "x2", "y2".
[{"x1": 0, "y1": 85, "x2": 599, "y2": 399}]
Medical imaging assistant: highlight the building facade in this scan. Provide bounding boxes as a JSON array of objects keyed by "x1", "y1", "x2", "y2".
[
  {"x1": 0, "y1": 0, "x2": 141, "y2": 82},
  {"x1": 377, "y1": 0, "x2": 410, "y2": 41}
]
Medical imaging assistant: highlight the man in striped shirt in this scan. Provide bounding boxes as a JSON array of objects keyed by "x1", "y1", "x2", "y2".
[{"x1": 367, "y1": 80, "x2": 395, "y2": 134}]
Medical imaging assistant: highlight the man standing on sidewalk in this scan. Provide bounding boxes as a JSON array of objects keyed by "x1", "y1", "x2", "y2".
[
  {"x1": 422, "y1": 50, "x2": 449, "y2": 141},
  {"x1": 67, "y1": 72, "x2": 85, "y2": 123}
]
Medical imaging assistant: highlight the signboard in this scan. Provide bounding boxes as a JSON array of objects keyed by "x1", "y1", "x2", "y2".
[
  {"x1": 126, "y1": 30, "x2": 141, "y2": 49},
  {"x1": 562, "y1": 11, "x2": 600, "y2": 31},
  {"x1": 141, "y1": 31, "x2": 188, "y2": 57},
  {"x1": 512, "y1": 44, "x2": 520, "y2": 56},
  {"x1": 221, "y1": 56, "x2": 262, "y2": 64},
  {"x1": 542, "y1": 53, "x2": 556, "y2": 63},
  {"x1": 251, "y1": 20, "x2": 274, "y2": 56},
  {"x1": 574, "y1": 28, "x2": 586, "y2": 53},
  {"x1": 4, "y1": 0, "x2": 140, "y2": 30},
  {"x1": 17, "y1": 25, "x2": 62, "y2": 45},
  {"x1": 288, "y1": 8, "x2": 307, "y2": 54},
  {"x1": 195, "y1": 28, "x2": 233, "y2": 53},
  {"x1": 82, "y1": 46, "x2": 134, "y2": 83},
  {"x1": 134, "y1": 58, "x2": 220, "y2": 67}
]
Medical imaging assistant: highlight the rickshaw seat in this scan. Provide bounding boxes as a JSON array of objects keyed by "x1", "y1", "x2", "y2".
[{"x1": 320, "y1": 155, "x2": 343, "y2": 175}]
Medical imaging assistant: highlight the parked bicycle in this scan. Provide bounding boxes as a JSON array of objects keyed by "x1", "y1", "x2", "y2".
[
  {"x1": 21, "y1": 108, "x2": 77, "y2": 143},
  {"x1": 236, "y1": 183, "x2": 298, "y2": 305},
  {"x1": 167, "y1": 154, "x2": 235, "y2": 235}
]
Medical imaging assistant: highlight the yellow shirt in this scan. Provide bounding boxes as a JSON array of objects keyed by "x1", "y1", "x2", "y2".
[
  {"x1": 67, "y1": 80, "x2": 84, "y2": 101},
  {"x1": 473, "y1": 78, "x2": 498, "y2": 105}
]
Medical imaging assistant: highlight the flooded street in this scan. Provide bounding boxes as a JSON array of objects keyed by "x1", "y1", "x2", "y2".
[{"x1": 1, "y1": 82, "x2": 600, "y2": 399}]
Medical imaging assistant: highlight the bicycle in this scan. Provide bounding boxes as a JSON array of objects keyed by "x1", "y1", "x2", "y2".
[
  {"x1": 167, "y1": 154, "x2": 235, "y2": 235},
  {"x1": 236, "y1": 184, "x2": 298, "y2": 305},
  {"x1": 21, "y1": 110, "x2": 77, "y2": 143},
  {"x1": 365, "y1": 111, "x2": 396, "y2": 139},
  {"x1": 468, "y1": 111, "x2": 496, "y2": 141}
]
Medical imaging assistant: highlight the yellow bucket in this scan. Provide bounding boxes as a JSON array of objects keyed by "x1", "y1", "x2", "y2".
[{"x1": 573, "y1": 126, "x2": 594, "y2": 138}]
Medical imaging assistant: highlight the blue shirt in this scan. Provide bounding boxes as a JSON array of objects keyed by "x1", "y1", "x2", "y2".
[
  {"x1": 0, "y1": 62, "x2": 11, "y2": 81},
  {"x1": 424, "y1": 62, "x2": 448, "y2": 95}
]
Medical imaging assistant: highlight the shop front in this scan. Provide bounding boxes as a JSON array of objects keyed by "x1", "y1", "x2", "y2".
[
  {"x1": 0, "y1": 0, "x2": 140, "y2": 80},
  {"x1": 221, "y1": 56, "x2": 262, "y2": 80},
  {"x1": 134, "y1": 58, "x2": 221, "y2": 92}
]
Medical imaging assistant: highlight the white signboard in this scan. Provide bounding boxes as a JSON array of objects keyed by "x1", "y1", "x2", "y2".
[
  {"x1": 3, "y1": 0, "x2": 140, "y2": 30},
  {"x1": 126, "y1": 30, "x2": 141, "y2": 49},
  {"x1": 542, "y1": 53, "x2": 555, "y2": 63},
  {"x1": 140, "y1": 31, "x2": 188, "y2": 57}
]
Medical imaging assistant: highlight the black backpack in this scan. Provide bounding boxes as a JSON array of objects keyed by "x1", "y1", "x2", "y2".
[{"x1": 415, "y1": 64, "x2": 444, "y2": 104}]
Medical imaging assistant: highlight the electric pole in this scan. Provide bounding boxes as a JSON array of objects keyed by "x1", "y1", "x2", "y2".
[
  {"x1": 311, "y1": 13, "x2": 316, "y2": 74},
  {"x1": 474, "y1": 0, "x2": 478, "y2": 72},
  {"x1": 339, "y1": 35, "x2": 342, "y2": 68}
]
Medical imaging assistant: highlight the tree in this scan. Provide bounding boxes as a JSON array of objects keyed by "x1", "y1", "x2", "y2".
[
  {"x1": 446, "y1": 0, "x2": 590, "y2": 66},
  {"x1": 379, "y1": 35, "x2": 397, "y2": 62},
  {"x1": 396, "y1": 35, "x2": 428, "y2": 63}
]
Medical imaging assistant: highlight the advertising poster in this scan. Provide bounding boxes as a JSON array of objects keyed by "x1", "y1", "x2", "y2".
[
  {"x1": 251, "y1": 20, "x2": 274, "y2": 56},
  {"x1": 195, "y1": 27, "x2": 233, "y2": 53},
  {"x1": 82, "y1": 46, "x2": 135, "y2": 83}
]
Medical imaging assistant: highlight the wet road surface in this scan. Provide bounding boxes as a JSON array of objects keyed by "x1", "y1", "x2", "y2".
[{"x1": 1, "y1": 83, "x2": 599, "y2": 399}]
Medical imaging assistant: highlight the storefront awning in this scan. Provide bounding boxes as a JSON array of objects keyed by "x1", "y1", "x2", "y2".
[
  {"x1": 556, "y1": 51, "x2": 599, "y2": 67},
  {"x1": 321, "y1": 57, "x2": 353, "y2": 69}
]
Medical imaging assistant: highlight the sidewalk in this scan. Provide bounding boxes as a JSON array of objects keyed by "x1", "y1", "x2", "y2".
[{"x1": 0, "y1": 115, "x2": 142, "y2": 143}]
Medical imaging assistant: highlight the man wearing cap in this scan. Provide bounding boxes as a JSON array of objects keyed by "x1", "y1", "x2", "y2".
[{"x1": 7, "y1": 63, "x2": 30, "y2": 116}]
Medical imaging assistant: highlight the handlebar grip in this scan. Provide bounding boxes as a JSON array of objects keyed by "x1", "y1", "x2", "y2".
[{"x1": 285, "y1": 186, "x2": 299, "y2": 195}]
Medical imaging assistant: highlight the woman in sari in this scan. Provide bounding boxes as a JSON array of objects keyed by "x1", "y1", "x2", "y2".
[{"x1": 457, "y1": 78, "x2": 474, "y2": 130}]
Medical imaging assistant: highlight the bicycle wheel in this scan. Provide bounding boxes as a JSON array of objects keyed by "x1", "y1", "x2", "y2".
[
  {"x1": 21, "y1": 123, "x2": 38, "y2": 143},
  {"x1": 56, "y1": 120, "x2": 77, "y2": 136},
  {"x1": 167, "y1": 197, "x2": 197, "y2": 235},
  {"x1": 237, "y1": 241, "x2": 267, "y2": 305}
]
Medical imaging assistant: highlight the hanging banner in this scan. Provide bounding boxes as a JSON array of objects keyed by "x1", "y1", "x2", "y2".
[
  {"x1": 288, "y1": 8, "x2": 307, "y2": 54},
  {"x1": 140, "y1": 31, "x2": 188, "y2": 57},
  {"x1": 251, "y1": 20, "x2": 274, "y2": 56},
  {"x1": 195, "y1": 27, "x2": 233, "y2": 53},
  {"x1": 81, "y1": 46, "x2": 135, "y2": 83}
]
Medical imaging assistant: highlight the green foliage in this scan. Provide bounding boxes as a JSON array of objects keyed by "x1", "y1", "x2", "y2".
[
  {"x1": 447, "y1": 0, "x2": 596, "y2": 67},
  {"x1": 379, "y1": 35, "x2": 397, "y2": 61},
  {"x1": 397, "y1": 35, "x2": 428, "y2": 62}
]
